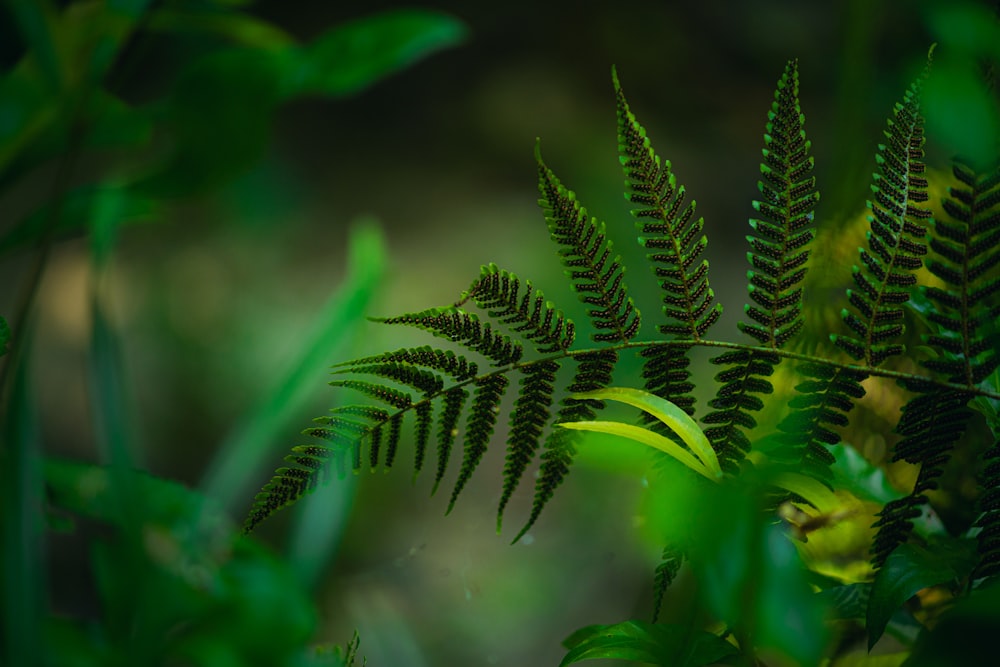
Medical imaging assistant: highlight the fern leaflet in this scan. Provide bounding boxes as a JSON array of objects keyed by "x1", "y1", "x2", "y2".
[
  {"x1": 873, "y1": 160, "x2": 1000, "y2": 567},
  {"x1": 536, "y1": 143, "x2": 641, "y2": 343},
  {"x1": 700, "y1": 60, "x2": 817, "y2": 473}
]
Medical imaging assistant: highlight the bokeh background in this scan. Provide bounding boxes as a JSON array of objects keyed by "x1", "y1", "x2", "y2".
[{"x1": 4, "y1": 1, "x2": 998, "y2": 665}]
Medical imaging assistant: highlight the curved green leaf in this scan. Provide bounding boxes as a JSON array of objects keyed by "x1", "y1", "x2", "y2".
[
  {"x1": 571, "y1": 387, "x2": 721, "y2": 477},
  {"x1": 770, "y1": 472, "x2": 839, "y2": 513},
  {"x1": 559, "y1": 420, "x2": 717, "y2": 481}
]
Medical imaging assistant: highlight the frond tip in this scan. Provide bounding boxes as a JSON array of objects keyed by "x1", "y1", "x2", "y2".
[
  {"x1": 614, "y1": 66, "x2": 721, "y2": 340},
  {"x1": 832, "y1": 61, "x2": 932, "y2": 367},
  {"x1": 536, "y1": 141, "x2": 641, "y2": 343}
]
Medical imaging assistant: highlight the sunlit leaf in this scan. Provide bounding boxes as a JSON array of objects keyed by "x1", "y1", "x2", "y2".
[
  {"x1": 571, "y1": 387, "x2": 722, "y2": 477},
  {"x1": 560, "y1": 620, "x2": 737, "y2": 666},
  {"x1": 771, "y1": 471, "x2": 839, "y2": 513},
  {"x1": 560, "y1": 420, "x2": 717, "y2": 480}
]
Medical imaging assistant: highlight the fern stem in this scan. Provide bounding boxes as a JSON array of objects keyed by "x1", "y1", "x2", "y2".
[{"x1": 317, "y1": 339, "x2": 1000, "y2": 436}]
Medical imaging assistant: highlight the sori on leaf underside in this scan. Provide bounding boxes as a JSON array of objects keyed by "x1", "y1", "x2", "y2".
[{"x1": 245, "y1": 55, "x2": 1000, "y2": 593}]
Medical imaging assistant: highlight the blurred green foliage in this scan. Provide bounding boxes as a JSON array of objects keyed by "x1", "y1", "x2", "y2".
[{"x1": 0, "y1": 1, "x2": 461, "y2": 665}]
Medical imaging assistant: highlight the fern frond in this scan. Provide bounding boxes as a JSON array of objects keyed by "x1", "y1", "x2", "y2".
[
  {"x1": 768, "y1": 363, "x2": 866, "y2": 484},
  {"x1": 703, "y1": 60, "x2": 817, "y2": 472},
  {"x1": 497, "y1": 360, "x2": 559, "y2": 531},
  {"x1": 374, "y1": 308, "x2": 523, "y2": 366},
  {"x1": 702, "y1": 350, "x2": 779, "y2": 473},
  {"x1": 614, "y1": 67, "x2": 721, "y2": 341},
  {"x1": 447, "y1": 374, "x2": 508, "y2": 513},
  {"x1": 515, "y1": 349, "x2": 617, "y2": 543},
  {"x1": 456, "y1": 263, "x2": 576, "y2": 353},
  {"x1": 614, "y1": 68, "x2": 718, "y2": 422},
  {"x1": 337, "y1": 346, "x2": 478, "y2": 381},
  {"x1": 433, "y1": 387, "x2": 468, "y2": 493},
  {"x1": 327, "y1": 380, "x2": 412, "y2": 410},
  {"x1": 832, "y1": 62, "x2": 932, "y2": 368},
  {"x1": 640, "y1": 343, "x2": 696, "y2": 416},
  {"x1": 652, "y1": 545, "x2": 684, "y2": 623},
  {"x1": 973, "y1": 436, "x2": 1000, "y2": 581},
  {"x1": 922, "y1": 161, "x2": 1000, "y2": 384},
  {"x1": 741, "y1": 59, "x2": 818, "y2": 348},
  {"x1": 536, "y1": 144, "x2": 640, "y2": 343},
  {"x1": 248, "y1": 250, "x2": 582, "y2": 532},
  {"x1": 870, "y1": 387, "x2": 975, "y2": 567},
  {"x1": 769, "y1": 63, "x2": 933, "y2": 491},
  {"x1": 333, "y1": 363, "x2": 444, "y2": 396},
  {"x1": 873, "y1": 161, "x2": 1000, "y2": 567}
]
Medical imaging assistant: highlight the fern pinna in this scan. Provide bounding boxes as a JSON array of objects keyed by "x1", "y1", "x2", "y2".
[
  {"x1": 871, "y1": 161, "x2": 1000, "y2": 569},
  {"x1": 245, "y1": 56, "x2": 1000, "y2": 592},
  {"x1": 772, "y1": 59, "x2": 933, "y2": 500}
]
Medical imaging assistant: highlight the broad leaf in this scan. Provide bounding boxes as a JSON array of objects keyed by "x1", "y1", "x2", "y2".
[{"x1": 866, "y1": 543, "x2": 956, "y2": 649}]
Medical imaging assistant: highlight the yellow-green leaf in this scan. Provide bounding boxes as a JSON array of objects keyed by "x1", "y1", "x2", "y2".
[
  {"x1": 771, "y1": 472, "x2": 839, "y2": 513},
  {"x1": 571, "y1": 387, "x2": 722, "y2": 478},
  {"x1": 559, "y1": 420, "x2": 717, "y2": 481}
]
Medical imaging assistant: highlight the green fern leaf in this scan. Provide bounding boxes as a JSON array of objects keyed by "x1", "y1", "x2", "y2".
[
  {"x1": 536, "y1": 143, "x2": 641, "y2": 343},
  {"x1": 974, "y1": 435, "x2": 1000, "y2": 581},
  {"x1": 447, "y1": 374, "x2": 508, "y2": 514},
  {"x1": 614, "y1": 68, "x2": 718, "y2": 426},
  {"x1": 457, "y1": 264, "x2": 576, "y2": 353},
  {"x1": 327, "y1": 379, "x2": 412, "y2": 409},
  {"x1": 922, "y1": 162, "x2": 1000, "y2": 384},
  {"x1": 614, "y1": 66, "x2": 721, "y2": 341},
  {"x1": 433, "y1": 386, "x2": 468, "y2": 494},
  {"x1": 771, "y1": 60, "x2": 934, "y2": 490},
  {"x1": 337, "y1": 346, "x2": 478, "y2": 381},
  {"x1": 872, "y1": 161, "x2": 1000, "y2": 568},
  {"x1": 333, "y1": 362, "x2": 444, "y2": 396},
  {"x1": 374, "y1": 307, "x2": 523, "y2": 366},
  {"x1": 497, "y1": 360, "x2": 559, "y2": 531},
  {"x1": 703, "y1": 60, "x2": 817, "y2": 473},
  {"x1": 832, "y1": 60, "x2": 932, "y2": 368},
  {"x1": 515, "y1": 349, "x2": 617, "y2": 543},
  {"x1": 741, "y1": 59, "x2": 818, "y2": 348},
  {"x1": 651, "y1": 545, "x2": 684, "y2": 623}
]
